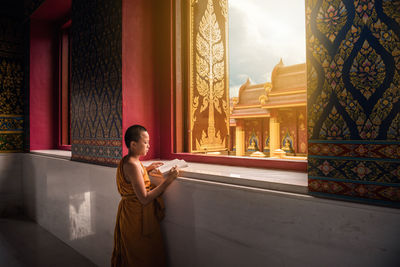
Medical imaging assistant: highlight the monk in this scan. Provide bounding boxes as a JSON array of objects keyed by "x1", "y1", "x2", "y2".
[{"x1": 112, "y1": 125, "x2": 179, "y2": 267}]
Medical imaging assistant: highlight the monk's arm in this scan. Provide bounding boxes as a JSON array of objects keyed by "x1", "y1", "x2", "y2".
[{"x1": 126, "y1": 162, "x2": 177, "y2": 206}]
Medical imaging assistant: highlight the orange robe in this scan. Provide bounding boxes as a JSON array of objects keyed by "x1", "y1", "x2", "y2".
[{"x1": 112, "y1": 157, "x2": 166, "y2": 267}]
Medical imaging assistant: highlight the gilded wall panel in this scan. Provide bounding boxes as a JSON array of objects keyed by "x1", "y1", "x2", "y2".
[
  {"x1": 297, "y1": 107, "x2": 308, "y2": 154},
  {"x1": 188, "y1": 0, "x2": 230, "y2": 152},
  {"x1": 306, "y1": 0, "x2": 400, "y2": 206},
  {"x1": 71, "y1": 0, "x2": 122, "y2": 166},
  {"x1": 0, "y1": 18, "x2": 25, "y2": 152}
]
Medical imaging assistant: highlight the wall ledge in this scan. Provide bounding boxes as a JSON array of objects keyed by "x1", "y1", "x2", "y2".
[
  {"x1": 145, "y1": 159, "x2": 308, "y2": 194},
  {"x1": 30, "y1": 150, "x2": 71, "y2": 160}
]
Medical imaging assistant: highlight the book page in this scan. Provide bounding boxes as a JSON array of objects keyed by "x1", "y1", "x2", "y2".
[{"x1": 157, "y1": 159, "x2": 188, "y2": 174}]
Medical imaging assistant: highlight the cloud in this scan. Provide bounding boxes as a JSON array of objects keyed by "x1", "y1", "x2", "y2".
[{"x1": 228, "y1": 0, "x2": 306, "y2": 94}]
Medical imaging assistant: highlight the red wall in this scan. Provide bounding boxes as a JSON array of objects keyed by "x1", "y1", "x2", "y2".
[
  {"x1": 30, "y1": 20, "x2": 57, "y2": 150},
  {"x1": 122, "y1": 0, "x2": 161, "y2": 159},
  {"x1": 29, "y1": 0, "x2": 71, "y2": 150},
  {"x1": 121, "y1": 0, "x2": 306, "y2": 171},
  {"x1": 156, "y1": 0, "x2": 174, "y2": 159}
]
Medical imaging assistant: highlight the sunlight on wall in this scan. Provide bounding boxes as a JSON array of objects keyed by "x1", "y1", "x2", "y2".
[{"x1": 69, "y1": 191, "x2": 94, "y2": 240}]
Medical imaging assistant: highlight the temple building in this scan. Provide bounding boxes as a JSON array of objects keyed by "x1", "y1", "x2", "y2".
[{"x1": 230, "y1": 60, "x2": 307, "y2": 158}]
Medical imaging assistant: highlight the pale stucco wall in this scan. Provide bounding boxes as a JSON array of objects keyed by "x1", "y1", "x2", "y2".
[{"x1": 0, "y1": 154, "x2": 398, "y2": 266}]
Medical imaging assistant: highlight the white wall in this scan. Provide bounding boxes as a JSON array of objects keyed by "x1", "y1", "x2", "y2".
[
  {"x1": 22, "y1": 153, "x2": 119, "y2": 267},
  {"x1": 0, "y1": 153, "x2": 23, "y2": 216},
  {"x1": 162, "y1": 178, "x2": 400, "y2": 267},
  {"x1": 21, "y1": 154, "x2": 400, "y2": 267}
]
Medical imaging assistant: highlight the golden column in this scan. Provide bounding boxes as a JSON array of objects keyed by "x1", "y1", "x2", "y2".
[
  {"x1": 235, "y1": 119, "x2": 245, "y2": 156},
  {"x1": 269, "y1": 115, "x2": 280, "y2": 156}
]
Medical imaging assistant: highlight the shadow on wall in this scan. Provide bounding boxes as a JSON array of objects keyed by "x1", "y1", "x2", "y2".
[{"x1": 0, "y1": 154, "x2": 24, "y2": 217}]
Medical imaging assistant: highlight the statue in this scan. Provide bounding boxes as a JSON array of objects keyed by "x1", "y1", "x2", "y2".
[
  {"x1": 263, "y1": 135, "x2": 270, "y2": 152},
  {"x1": 247, "y1": 131, "x2": 259, "y2": 152},
  {"x1": 281, "y1": 131, "x2": 294, "y2": 153}
]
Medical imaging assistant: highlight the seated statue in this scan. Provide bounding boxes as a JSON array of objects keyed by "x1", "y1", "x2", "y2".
[
  {"x1": 282, "y1": 136, "x2": 293, "y2": 153},
  {"x1": 263, "y1": 136, "x2": 270, "y2": 152},
  {"x1": 248, "y1": 139, "x2": 256, "y2": 150},
  {"x1": 247, "y1": 133, "x2": 259, "y2": 152}
]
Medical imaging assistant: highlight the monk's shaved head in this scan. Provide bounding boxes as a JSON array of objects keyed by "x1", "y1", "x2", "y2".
[{"x1": 124, "y1": 125, "x2": 147, "y2": 148}]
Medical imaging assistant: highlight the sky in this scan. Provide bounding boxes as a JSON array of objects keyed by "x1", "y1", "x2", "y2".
[{"x1": 228, "y1": 0, "x2": 306, "y2": 98}]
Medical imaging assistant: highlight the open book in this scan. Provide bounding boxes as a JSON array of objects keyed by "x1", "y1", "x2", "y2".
[{"x1": 157, "y1": 159, "x2": 188, "y2": 175}]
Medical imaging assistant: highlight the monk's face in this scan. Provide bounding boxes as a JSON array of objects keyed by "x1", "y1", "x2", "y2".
[{"x1": 135, "y1": 131, "x2": 150, "y2": 156}]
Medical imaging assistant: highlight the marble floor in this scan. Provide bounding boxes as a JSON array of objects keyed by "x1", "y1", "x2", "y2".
[{"x1": 0, "y1": 217, "x2": 96, "y2": 267}]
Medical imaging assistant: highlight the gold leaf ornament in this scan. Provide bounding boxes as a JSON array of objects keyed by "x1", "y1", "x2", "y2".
[
  {"x1": 219, "y1": 0, "x2": 228, "y2": 19},
  {"x1": 222, "y1": 99, "x2": 228, "y2": 114},
  {"x1": 192, "y1": 96, "x2": 199, "y2": 126},
  {"x1": 213, "y1": 42, "x2": 224, "y2": 62},
  {"x1": 214, "y1": 80, "x2": 224, "y2": 99},
  {"x1": 196, "y1": 54, "x2": 209, "y2": 78},
  {"x1": 196, "y1": 74, "x2": 209, "y2": 97},
  {"x1": 213, "y1": 61, "x2": 224, "y2": 80},
  {"x1": 194, "y1": 0, "x2": 227, "y2": 151},
  {"x1": 196, "y1": 34, "x2": 209, "y2": 58},
  {"x1": 200, "y1": 96, "x2": 209, "y2": 113},
  {"x1": 214, "y1": 98, "x2": 222, "y2": 113}
]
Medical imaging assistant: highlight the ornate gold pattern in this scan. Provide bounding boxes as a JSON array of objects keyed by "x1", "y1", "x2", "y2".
[
  {"x1": 219, "y1": 0, "x2": 228, "y2": 19},
  {"x1": 191, "y1": 0, "x2": 228, "y2": 151}
]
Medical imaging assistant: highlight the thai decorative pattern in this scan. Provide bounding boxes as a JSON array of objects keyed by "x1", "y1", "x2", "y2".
[
  {"x1": 71, "y1": 0, "x2": 122, "y2": 166},
  {"x1": 298, "y1": 111, "x2": 308, "y2": 154},
  {"x1": 309, "y1": 178, "x2": 399, "y2": 202},
  {"x1": 349, "y1": 40, "x2": 386, "y2": 100},
  {"x1": 0, "y1": 18, "x2": 25, "y2": 152},
  {"x1": 189, "y1": 0, "x2": 229, "y2": 152},
  {"x1": 388, "y1": 112, "x2": 400, "y2": 140},
  {"x1": 0, "y1": 133, "x2": 23, "y2": 151},
  {"x1": 219, "y1": 0, "x2": 228, "y2": 19},
  {"x1": 309, "y1": 143, "x2": 400, "y2": 159},
  {"x1": 316, "y1": 0, "x2": 347, "y2": 42},
  {"x1": 319, "y1": 106, "x2": 351, "y2": 139},
  {"x1": 306, "y1": 0, "x2": 400, "y2": 205},
  {"x1": 309, "y1": 158, "x2": 399, "y2": 183}
]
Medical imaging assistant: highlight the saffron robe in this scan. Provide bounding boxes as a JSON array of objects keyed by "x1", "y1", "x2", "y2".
[{"x1": 112, "y1": 158, "x2": 166, "y2": 267}]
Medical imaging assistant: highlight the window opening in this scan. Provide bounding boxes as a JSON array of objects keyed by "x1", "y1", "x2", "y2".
[
  {"x1": 59, "y1": 21, "x2": 71, "y2": 149},
  {"x1": 182, "y1": 0, "x2": 306, "y2": 161}
]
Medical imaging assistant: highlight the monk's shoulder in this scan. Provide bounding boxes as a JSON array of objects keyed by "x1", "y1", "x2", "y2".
[{"x1": 123, "y1": 159, "x2": 141, "y2": 179}]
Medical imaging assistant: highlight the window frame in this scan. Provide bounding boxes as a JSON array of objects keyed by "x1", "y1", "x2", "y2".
[
  {"x1": 158, "y1": 0, "x2": 307, "y2": 172},
  {"x1": 57, "y1": 19, "x2": 71, "y2": 151}
]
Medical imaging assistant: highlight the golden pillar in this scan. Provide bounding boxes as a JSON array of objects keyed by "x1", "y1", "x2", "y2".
[
  {"x1": 269, "y1": 115, "x2": 280, "y2": 155},
  {"x1": 235, "y1": 120, "x2": 245, "y2": 156}
]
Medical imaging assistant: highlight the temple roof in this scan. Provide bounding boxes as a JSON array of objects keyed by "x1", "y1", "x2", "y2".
[
  {"x1": 270, "y1": 59, "x2": 306, "y2": 95},
  {"x1": 230, "y1": 60, "x2": 306, "y2": 119}
]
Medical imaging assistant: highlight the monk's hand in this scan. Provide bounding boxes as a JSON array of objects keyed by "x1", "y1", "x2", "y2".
[
  {"x1": 165, "y1": 165, "x2": 179, "y2": 183},
  {"x1": 148, "y1": 161, "x2": 164, "y2": 172},
  {"x1": 149, "y1": 168, "x2": 162, "y2": 176}
]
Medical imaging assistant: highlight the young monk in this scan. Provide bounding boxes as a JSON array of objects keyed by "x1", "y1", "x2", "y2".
[{"x1": 112, "y1": 125, "x2": 179, "y2": 267}]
